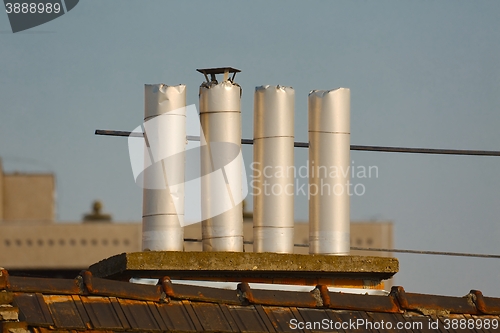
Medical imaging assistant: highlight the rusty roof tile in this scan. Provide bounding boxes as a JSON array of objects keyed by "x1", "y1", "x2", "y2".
[
  {"x1": 162, "y1": 277, "x2": 242, "y2": 305},
  {"x1": 13, "y1": 293, "x2": 54, "y2": 327},
  {"x1": 400, "y1": 314, "x2": 430, "y2": 333},
  {"x1": 43, "y1": 295, "x2": 86, "y2": 330},
  {"x1": 295, "y1": 307, "x2": 327, "y2": 322},
  {"x1": 80, "y1": 296, "x2": 128, "y2": 330},
  {"x1": 35, "y1": 327, "x2": 70, "y2": 333},
  {"x1": 70, "y1": 295, "x2": 91, "y2": 330},
  {"x1": 189, "y1": 302, "x2": 235, "y2": 332},
  {"x1": 223, "y1": 305, "x2": 270, "y2": 333},
  {"x1": 108, "y1": 297, "x2": 132, "y2": 329},
  {"x1": 6, "y1": 266, "x2": 500, "y2": 333},
  {"x1": 238, "y1": 282, "x2": 320, "y2": 308},
  {"x1": 396, "y1": 313, "x2": 421, "y2": 333},
  {"x1": 366, "y1": 312, "x2": 408, "y2": 333},
  {"x1": 392, "y1": 286, "x2": 478, "y2": 315},
  {"x1": 325, "y1": 310, "x2": 344, "y2": 332},
  {"x1": 83, "y1": 271, "x2": 162, "y2": 302},
  {"x1": 254, "y1": 305, "x2": 277, "y2": 333},
  {"x1": 261, "y1": 306, "x2": 299, "y2": 333},
  {"x1": 0, "y1": 321, "x2": 28, "y2": 333},
  {"x1": 8, "y1": 276, "x2": 82, "y2": 295},
  {"x1": 324, "y1": 288, "x2": 401, "y2": 313},
  {"x1": 117, "y1": 298, "x2": 162, "y2": 331},
  {"x1": 439, "y1": 314, "x2": 471, "y2": 332},
  {"x1": 0, "y1": 291, "x2": 14, "y2": 305},
  {"x1": 0, "y1": 305, "x2": 19, "y2": 321},
  {"x1": 332, "y1": 310, "x2": 366, "y2": 333},
  {"x1": 470, "y1": 290, "x2": 500, "y2": 315},
  {"x1": 155, "y1": 300, "x2": 199, "y2": 332},
  {"x1": 470, "y1": 314, "x2": 500, "y2": 333},
  {"x1": 33, "y1": 329, "x2": 114, "y2": 333},
  {"x1": 296, "y1": 308, "x2": 339, "y2": 333},
  {"x1": 218, "y1": 304, "x2": 243, "y2": 332},
  {"x1": 145, "y1": 302, "x2": 169, "y2": 331},
  {"x1": 358, "y1": 310, "x2": 383, "y2": 333},
  {"x1": 320, "y1": 311, "x2": 344, "y2": 333},
  {"x1": 181, "y1": 300, "x2": 205, "y2": 331},
  {"x1": 288, "y1": 308, "x2": 309, "y2": 332},
  {"x1": 0, "y1": 269, "x2": 8, "y2": 290},
  {"x1": 462, "y1": 313, "x2": 479, "y2": 332}
]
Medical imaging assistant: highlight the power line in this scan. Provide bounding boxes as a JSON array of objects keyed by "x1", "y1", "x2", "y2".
[
  {"x1": 183, "y1": 238, "x2": 500, "y2": 259},
  {"x1": 95, "y1": 129, "x2": 500, "y2": 157},
  {"x1": 350, "y1": 247, "x2": 500, "y2": 259}
]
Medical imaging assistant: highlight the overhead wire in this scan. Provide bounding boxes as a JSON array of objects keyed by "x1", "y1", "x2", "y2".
[
  {"x1": 95, "y1": 130, "x2": 500, "y2": 156},
  {"x1": 183, "y1": 238, "x2": 500, "y2": 259}
]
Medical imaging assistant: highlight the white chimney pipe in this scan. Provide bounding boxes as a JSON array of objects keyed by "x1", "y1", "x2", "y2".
[
  {"x1": 199, "y1": 80, "x2": 243, "y2": 252},
  {"x1": 142, "y1": 84, "x2": 186, "y2": 251},
  {"x1": 308, "y1": 88, "x2": 350, "y2": 255},
  {"x1": 253, "y1": 85, "x2": 295, "y2": 253}
]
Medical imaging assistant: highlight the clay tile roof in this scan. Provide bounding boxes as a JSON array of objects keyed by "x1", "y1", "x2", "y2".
[{"x1": 2, "y1": 268, "x2": 500, "y2": 332}]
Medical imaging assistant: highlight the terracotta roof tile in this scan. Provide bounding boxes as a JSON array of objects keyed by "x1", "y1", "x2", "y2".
[
  {"x1": 224, "y1": 305, "x2": 270, "y2": 333},
  {"x1": 261, "y1": 306, "x2": 299, "y2": 332},
  {"x1": 391, "y1": 286, "x2": 479, "y2": 315},
  {"x1": 322, "y1": 285, "x2": 401, "y2": 313},
  {"x1": 79, "y1": 296, "x2": 127, "y2": 330},
  {"x1": 2, "y1": 269, "x2": 500, "y2": 332},
  {"x1": 471, "y1": 290, "x2": 500, "y2": 315},
  {"x1": 118, "y1": 298, "x2": 163, "y2": 331},
  {"x1": 180, "y1": 300, "x2": 206, "y2": 332},
  {"x1": 14, "y1": 293, "x2": 53, "y2": 327},
  {"x1": 155, "y1": 301, "x2": 199, "y2": 332},
  {"x1": 44, "y1": 295, "x2": 86, "y2": 330},
  {"x1": 189, "y1": 302, "x2": 235, "y2": 332},
  {"x1": 83, "y1": 271, "x2": 162, "y2": 302},
  {"x1": 9, "y1": 276, "x2": 82, "y2": 295},
  {"x1": 239, "y1": 282, "x2": 320, "y2": 308},
  {"x1": 162, "y1": 277, "x2": 241, "y2": 305}
]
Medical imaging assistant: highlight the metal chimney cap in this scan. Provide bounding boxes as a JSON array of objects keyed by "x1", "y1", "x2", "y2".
[
  {"x1": 197, "y1": 67, "x2": 241, "y2": 84},
  {"x1": 196, "y1": 67, "x2": 241, "y2": 74}
]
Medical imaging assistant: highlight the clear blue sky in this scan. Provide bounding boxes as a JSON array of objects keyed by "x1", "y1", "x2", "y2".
[{"x1": 1, "y1": 1, "x2": 500, "y2": 296}]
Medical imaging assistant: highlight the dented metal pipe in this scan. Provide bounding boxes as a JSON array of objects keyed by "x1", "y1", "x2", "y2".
[
  {"x1": 200, "y1": 80, "x2": 244, "y2": 252},
  {"x1": 308, "y1": 88, "x2": 350, "y2": 255},
  {"x1": 142, "y1": 84, "x2": 186, "y2": 251},
  {"x1": 253, "y1": 85, "x2": 295, "y2": 253}
]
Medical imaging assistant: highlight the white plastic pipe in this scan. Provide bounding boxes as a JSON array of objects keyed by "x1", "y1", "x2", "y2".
[
  {"x1": 142, "y1": 84, "x2": 186, "y2": 251},
  {"x1": 308, "y1": 88, "x2": 350, "y2": 255},
  {"x1": 253, "y1": 85, "x2": 295, "y2": 253},
  {"x1": 199, "y1": 80, "x2": 243, "y2": 252}
]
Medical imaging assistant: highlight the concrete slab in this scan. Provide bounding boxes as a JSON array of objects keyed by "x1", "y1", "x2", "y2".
[{"x1": 89, "y1": 252, "x2": 398, "y2": 283}]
